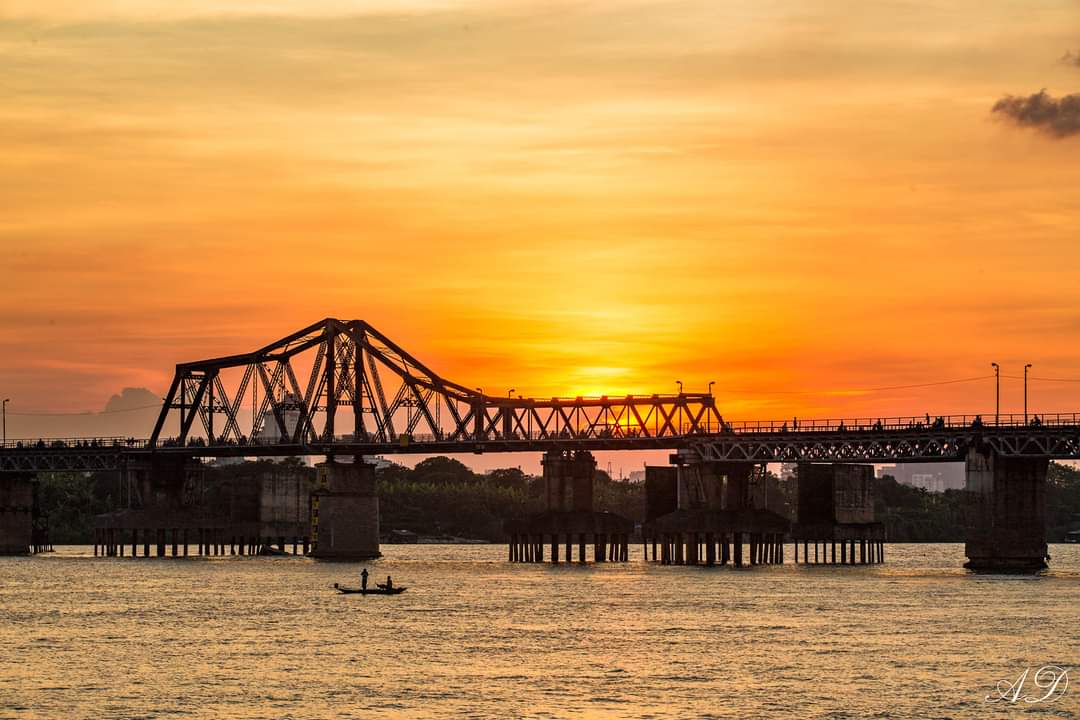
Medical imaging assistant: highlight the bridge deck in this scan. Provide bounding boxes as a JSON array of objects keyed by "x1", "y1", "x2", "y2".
[{"x1": 3, "y1": 413, "x2": 1079, "y2": 472}]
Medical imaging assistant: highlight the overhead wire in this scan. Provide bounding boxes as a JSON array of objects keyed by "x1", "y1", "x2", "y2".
[
  {"x1": 712, "y1": 375, "x2": 994, "y2": 396},
  {"x1": 6, "y1": 402, "x2": 163, "y2": 417},
  {"x1": 8, "y1": 372, "x2": 1076, "y2": 415}
]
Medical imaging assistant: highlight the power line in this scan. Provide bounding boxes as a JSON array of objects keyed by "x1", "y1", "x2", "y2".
[
  {"x1": 7, "y1": 372, "x2": 1054, "y2": 413},
  {"x1": 714, "y1": 375, "x2": 994, "y2": 396},
  {"x1": 1002, "y1": 375, "x2": 1080, "y2": 383},
  {"x1": 7, "y1": 402, "x2": 162, "y2": 417}
]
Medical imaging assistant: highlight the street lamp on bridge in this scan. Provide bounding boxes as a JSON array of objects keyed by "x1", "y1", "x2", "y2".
[
  {"x1": 708, "y1": 381, "x2": 715, "y2": 396},
  {"x1": 1024, "y1": 363, "x2": 1032, "y2": 424},
  {"x1": 508, "y1": 388, "x2": 515, "y2": 399},
  {"x1": 676, "y1": 380, "x2": 683, "y2": 395},
  {"x1": 2, "y1": 398, "x2": 8, "y2": 445},
  {"x1": 991, "y1": 362, "x2": 1000, "y2": 426}
]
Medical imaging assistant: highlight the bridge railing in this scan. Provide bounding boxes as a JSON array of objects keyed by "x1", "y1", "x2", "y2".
[
  {"x1": 0, "y1": 437, "x2": 148, "y2": 451},
  {"x1": 721, "y1": 412, "x2": 1080, "y2": 434},
  {"x1": 4, "y1": 412, "x2": 1080, "y2": 453}
]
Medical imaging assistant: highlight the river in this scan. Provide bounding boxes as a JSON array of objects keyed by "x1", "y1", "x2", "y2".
[{"x1": 1, "y1": 544, "x2": 1077, "y2": 718}]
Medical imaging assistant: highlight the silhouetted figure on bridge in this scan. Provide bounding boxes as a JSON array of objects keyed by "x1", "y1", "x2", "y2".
[
  {"x1": 1031, "y1": 415, "x2": 1042, "y2": 427},
  {"x1": 972, "y1": 415, "x2": 983, "y2": 429}
]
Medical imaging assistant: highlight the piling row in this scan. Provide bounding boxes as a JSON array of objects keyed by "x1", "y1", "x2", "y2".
[
  {"x1": 508, "y1": 532, "x2": 629, "y2": 563},
  {"x1": 93, "y1": 528, "x2": 310, "y2": 558},
  {"x1": 645, "y1": 531, "x2": 784, "y2": 566},
  {"x1": 793, "y1": 538, "x2": 884, "y2": 565}
]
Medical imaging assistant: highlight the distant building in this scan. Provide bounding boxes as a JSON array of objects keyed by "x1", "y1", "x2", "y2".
[
  {"x1": 364, "y1": 455, "x2": 395, "y2": 470},
  {"x1": 876, "y1": 463, "x2": 964, "y2": 493},
  {"x1": 255, "y1": 392, "x2": 302, "y2": 443}
]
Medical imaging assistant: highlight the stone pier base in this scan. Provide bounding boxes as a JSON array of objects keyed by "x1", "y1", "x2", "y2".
[
  {"x1": 309, "y1": 460, "x2": 381, "y2": 560},
  {"x1": 506, "y1": 511, "x2": 633, "y2": 563},
  {"x1": 963, "y1": 448, "x2": 1048, "y2": 572},
  {"x1": 0, "y1": 474, "x2": 35, "y2": 555}
]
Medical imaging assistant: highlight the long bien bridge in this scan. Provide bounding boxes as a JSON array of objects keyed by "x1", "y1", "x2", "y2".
[{"x1": 2, "y1": 318, "x2": 1078, "y2": 570}]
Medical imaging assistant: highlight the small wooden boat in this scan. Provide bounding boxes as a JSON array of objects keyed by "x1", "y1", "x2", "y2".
[{"x1": 333, "y1": 583, "x2": 407, "y2": 595}]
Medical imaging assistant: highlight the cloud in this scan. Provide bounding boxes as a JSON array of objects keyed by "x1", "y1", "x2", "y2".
[
  {"x1": 991, "y1": 89, "x2": 1080, "y2": 138},
  {"x1": 1062, "y1": 50, "x2": 1080, "y2": 67},
  {"x1": 103, "y1": 387, "x2": 161, "y2": 413}
]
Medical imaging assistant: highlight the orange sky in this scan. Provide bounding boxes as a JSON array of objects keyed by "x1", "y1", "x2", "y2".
[{"x1": 3, "y1": 0, "x2": 1080, "y2": 440}]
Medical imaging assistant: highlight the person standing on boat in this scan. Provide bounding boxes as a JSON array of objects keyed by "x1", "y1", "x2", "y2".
[
  {"x1": 385, "y1": 576, "x2": 393, "y2": 591},
  {"x1": 360, "y1": 568, "x2": 369, "y2": 592}
]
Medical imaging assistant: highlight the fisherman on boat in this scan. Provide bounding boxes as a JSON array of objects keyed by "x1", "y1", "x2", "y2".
[
  {"x1": 361, "y1": 568, "x2": 369, "y2": 592},
  {"x1": 385, "y1": 576, "x2": 393, "y2": 591}
]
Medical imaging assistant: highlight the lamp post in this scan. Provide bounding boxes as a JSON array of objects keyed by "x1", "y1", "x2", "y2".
[
  {"x1": 1024, "y1": 364, "x2": 1032, "y2": 424},
  {"x1": 991, "y1": 363, "x2": 1000, "y2": 426},
  {"x1": 507, "y1": 388, "x2": 515, "y2": 400},
  {"x1": 676, "y1": 380, "x2": 683, "y2": 395},
  {"x1": 707, "y1": 381, "x2": 716, "y2": 433},
  {"x1": 2, "y1": 398, "x2": 8, "y2": 446}
]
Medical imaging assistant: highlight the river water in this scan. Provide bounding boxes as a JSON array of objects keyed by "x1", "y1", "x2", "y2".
[{"x1": 0, "y1": 544, "x2": 1077, "y2": 719}]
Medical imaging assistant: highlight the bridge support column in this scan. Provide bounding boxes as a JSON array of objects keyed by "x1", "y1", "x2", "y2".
[
  {"x1": 310, "y1": 460, "x2": 381, "y2": 560},
  {"x1": 963, "y1": 447, "x2": 1048, "y2": 571},
  {"x1": 542, "y1": 450, "x2": 596, "y2": 513},
  {"x1": 792, "y1": 463, "x2": 884, "y2": 568},
  {"x1": 0, "y1": 474, "x2": 36, "y2": 555}
]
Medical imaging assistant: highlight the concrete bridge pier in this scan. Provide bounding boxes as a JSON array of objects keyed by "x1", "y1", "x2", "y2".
[
  {"x1": 505, "y1": 450, "x2": 633, "y2": 563},
  {"x1": 0, "y1": 474, "x2": 41, "y2": 555},
  {"x1": 963, "y1": 447, "x2": 1047, "y2": 571},
  {"x1": 791, "y1": 463, "x2": 885, "y2": 566},
  {"x1": 96, "y1": 457, "x2": 225, "y2": 559},
  {"x1": 641, "y1": 460, "x2": 789, "y2": 566},
  {"x1": 309, "y1": 459, "x2": 381, "y2": 560}
]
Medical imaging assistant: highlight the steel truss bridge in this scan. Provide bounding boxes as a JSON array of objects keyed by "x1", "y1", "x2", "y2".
[{"x1": 3, "y1": 318, "x2": 1080, "y2": 473}]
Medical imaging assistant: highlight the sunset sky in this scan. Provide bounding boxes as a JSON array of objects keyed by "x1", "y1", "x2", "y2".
[{"x1": 3, "y1": 0, "x2": 1080, "y2": 442}]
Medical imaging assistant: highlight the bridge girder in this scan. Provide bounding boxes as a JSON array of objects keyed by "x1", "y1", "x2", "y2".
[{"x1": 148, "y1": 318, "x2": 723, "y2": 448}]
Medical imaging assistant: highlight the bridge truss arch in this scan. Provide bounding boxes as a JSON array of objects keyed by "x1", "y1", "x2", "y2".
[{"x1": 149, "y1": 318, "x2": 724, "y2": 449}]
